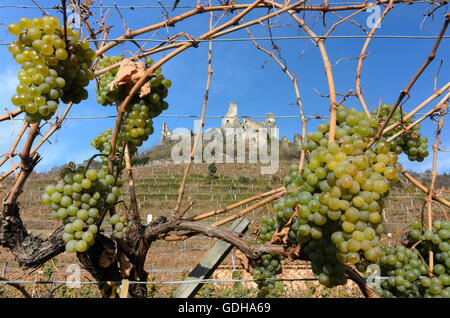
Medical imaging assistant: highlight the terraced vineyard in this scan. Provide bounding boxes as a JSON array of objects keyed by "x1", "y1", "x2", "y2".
[{"x1": 11, "y1": 161, "x2": 285, "y2": 226}]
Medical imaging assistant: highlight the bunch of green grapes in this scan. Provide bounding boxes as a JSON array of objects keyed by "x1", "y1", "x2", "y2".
[
  {"x1": 95, "y1": 54, "x2": 171, "y2": 109},
  {"x1": 94, "y1": 56, "x2": 171, "y2": 159},
  {"x1": 288, "y1": 206, "x2": 348, "y2": 287},
  {"x1": 376, "y1": 245, "x2": 429, "y2": 297},
  {"x1": 120, "y1": 99, "x2": 156, "y2": 155},
  {"x1": 270, "y1": 105, "x2": 407, "y2": 288},
  {"x1": 91, "y1": 99, "x2": 161, "y2": 169},
  {"x1": 373, "y1": 103, "x2": 429, "y2": 162},
  {"x1": 107, "y1": 214, "x2": 133, "y2": 240},
  {"x1": 92, "y1": 65, "x2": 170, "y2": 167},
  {"x1": 8, "y1": 16, "x2": 95, "y2": 123},
  {"x1": 41, "y1": 164, "x2": 121, "y2": 253},
  {"x1": 376, "y1": 220, "x2": 450, "y2": 298},
  {"x1": 302, "y1": 235, "x2": 348, "y2": 288},
  {"x1": 96, "y1": 55, "x2": 124, "y2": 106},
  {"x1": 252, "y1": 215, "x2": 283, "y2": 297},
  {"x1": 90, "y1": 127, "x2": 125, "y2": 176}
]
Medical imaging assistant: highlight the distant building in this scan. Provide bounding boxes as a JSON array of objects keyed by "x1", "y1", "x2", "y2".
[
  {"x1": 160, "y1": 102, "x2": 298, "y2": 146},
  {"x1": 221, "y1": 102, "x2": 241, "y2": 130}
]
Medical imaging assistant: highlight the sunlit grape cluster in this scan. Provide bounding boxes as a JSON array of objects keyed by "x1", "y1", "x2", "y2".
[
  {"x1": 41, "y1": 164, "x2": 121, "y2": 253},
  {"x1": 252, "y1": 215, "x2": 284, "y2": 297},
  {"x1": 96, "y1": 55, "x2": 124, "y2": 106},
  {"x1": 264, "y1": 105, "x2": 406, "y2": 289},
  {"x1": 374, "y1": 220, "x2": 450, "y2": 298},
  {"x1": 374, "y1": 103, "x2": 429, "y2": 162},
  {"x1": 8, "y1": 16, "x2": 96, "y2": 123}
]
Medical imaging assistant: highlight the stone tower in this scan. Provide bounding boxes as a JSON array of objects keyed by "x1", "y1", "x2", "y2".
[
  {"x1": 264, "y1": 112, "x2": 277, "y2": 139},
  {"x1": 281, "y1": 136, "x2": 290, "y2": 151},
  {"x1": 221, "y1": 102, "x2": 241, "y2": 130},
  {"x1": 265, "y1": 113, "x2": 276, "y2": 128},
  {"x1": 160, "y1": 122, "x2": 172, "y2": 145},
  {"x1": 293, "y1": 134, "x2": 302, "y2": 148}
]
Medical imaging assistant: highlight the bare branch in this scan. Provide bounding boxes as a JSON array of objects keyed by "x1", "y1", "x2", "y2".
[
  {"x1": 425, "y1": 99, "x2": 448, "y2": 274},
  {"x1": 172, "y1": 6, "x2": 215, "y2": 220},
  {"x1": 124, "y1": 143, "x2": 140, "y2": 227}
]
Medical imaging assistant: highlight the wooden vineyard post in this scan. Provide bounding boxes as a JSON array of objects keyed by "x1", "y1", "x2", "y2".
[
  {"x1": 120, "y1": 279, "x2": 130, "y2": 298},
  {"x1": 172, "y1": 217, "x2": 250, "y2": 298}
]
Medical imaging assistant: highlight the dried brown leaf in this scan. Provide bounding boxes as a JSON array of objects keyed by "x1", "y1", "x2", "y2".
[
  {"x1": 288, "y1": 244, "x2": 302, "y2": 259},
  {"x1": 107, "y1": 59, "x2": 151, "y2": 98},
  {"x1": 235, "y1": 249, "x2": 253, "y2": 272},
  {"x1": 252, "y1": 225, "x2": 260, "y2": 237},
  {"x1": 269, "y1": 226, "x2": 290, "y2": 244},
  {"x1": 269, "y1": 213, "x2": 295, "y2": 245}
]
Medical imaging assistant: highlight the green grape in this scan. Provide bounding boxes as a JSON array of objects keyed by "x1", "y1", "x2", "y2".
[
  {"x1": 115, "y1": 222, "x2": 125, "y2": 232},
  {"x1": 82, "y1": 231, "x2": 94, "y2": 244},
  {"x1": 161, "y1": 78, "x2": 172, "y2": 88},
  {"x1": 65, "y1": 240, "x2": 77, "y2": 253},
  {"x1": 76, "y1": 240, "x2": 88, "y2": 252}
]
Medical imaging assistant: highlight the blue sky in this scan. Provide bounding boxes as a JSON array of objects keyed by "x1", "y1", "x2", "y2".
[{"x1": 0, "y1": 1, "x2": 449, "y2": 174}]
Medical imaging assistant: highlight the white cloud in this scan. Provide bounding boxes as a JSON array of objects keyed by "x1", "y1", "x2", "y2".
[
  {"x1": 0, "y1": 68, "x2": 19, "y2": 94},
  {"x1": 0, "y1": 67, "x2": 21, "y2": 149},
  {"x1": 0, "y1": 67, "x2": 20, "y2": 110}
]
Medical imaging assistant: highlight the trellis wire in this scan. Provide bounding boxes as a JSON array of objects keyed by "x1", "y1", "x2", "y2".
[
  {"x1": 0, "y1": 277, "x2": 320, "y2": 286},
  {"x1": 1, "y1": 35, "x2": 450, "y2": 47},
  {"x1": 0, "y1": 2, "x2": 437, "y2": 10},
  {"x1": 6, "y1": 111, "x2": 447, "y2": 121}
]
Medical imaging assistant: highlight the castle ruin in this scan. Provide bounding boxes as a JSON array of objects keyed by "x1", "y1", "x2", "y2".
[{"x1": 160, "y1": 102, "x2": 299, "y2": 148}]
